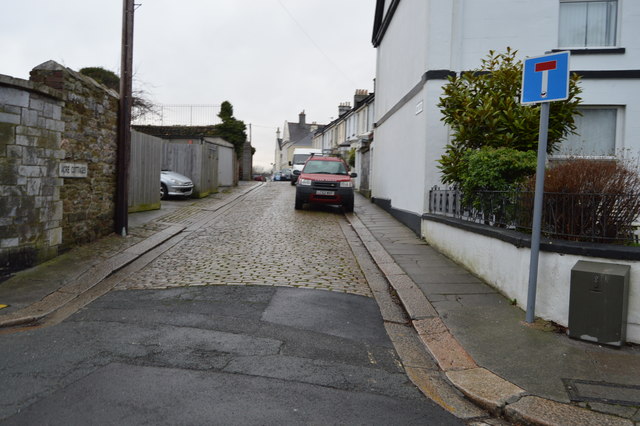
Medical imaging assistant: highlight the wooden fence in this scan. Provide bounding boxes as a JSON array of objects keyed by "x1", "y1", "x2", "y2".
[
  {"x1": 128, "y1": 132, "x2": 223, "y2": 212},
  {"x1": 129, "y1": 130, "x2": 162, "y2": 212},
  {"x1": 163, "y1": 141, "x2": 218, "y2": 198}
]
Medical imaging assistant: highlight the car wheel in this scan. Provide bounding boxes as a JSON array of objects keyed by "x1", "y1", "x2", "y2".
[
  {"x1": 294, "y1": 194, "x2": 303, "y2": 210},
  {"x1": 160, "y1": 184, "x2": 168, "y2": 200},
  {"x1": 343, "y1": 200, "x2": 354, "y2": 213}
]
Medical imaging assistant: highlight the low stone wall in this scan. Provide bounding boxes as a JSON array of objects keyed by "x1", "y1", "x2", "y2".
[
  {"x1": 422, "y1": 216, "x2": 640, "y2": 344},
  {"x1": 240, "y1": 141, "x2": 253, "y2": 181}
]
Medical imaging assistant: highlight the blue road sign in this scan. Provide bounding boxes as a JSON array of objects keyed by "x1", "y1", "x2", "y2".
[{"x1": 521, "y1": 51, "x2": 570, "y2": 104}]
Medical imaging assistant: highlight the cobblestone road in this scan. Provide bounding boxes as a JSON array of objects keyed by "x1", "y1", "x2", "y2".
[{"x1": 117, "y1": 183, "x2": 372, "y2": 297}]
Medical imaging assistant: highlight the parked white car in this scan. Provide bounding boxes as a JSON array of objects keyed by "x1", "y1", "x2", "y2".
[{"x1": 161, "y1": 170, "x2": 193, "y2": 199}]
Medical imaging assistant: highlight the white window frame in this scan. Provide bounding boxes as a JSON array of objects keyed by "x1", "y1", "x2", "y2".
[
  {"x1": 558, "y1": 0, "x2": 619, "y2": 49},
  {"x1": 551, "y1": 105, "x2": 624, "y2": 159}
]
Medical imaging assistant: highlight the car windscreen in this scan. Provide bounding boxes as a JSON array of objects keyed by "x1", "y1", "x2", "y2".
[
  {"x1": 303, "y1": 160, "x2": 347, "y2": 175},
  {"x1": 292, "y1": 154, "x2": 310, "y2": 165}
]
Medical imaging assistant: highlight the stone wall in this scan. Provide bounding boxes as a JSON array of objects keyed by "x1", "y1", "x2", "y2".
[
  {"x1": 0, "y1": 61, "x2": 119, "y2": 278},
  {"x1": 0, "y1": 74, "x2": 65, "y2": 277},
  {"x1": 240, "y1": 141, "x2": 253, "y2": 181},
  {"x1": 30, "y1": 61, "x2": 119, "y2": 249}
]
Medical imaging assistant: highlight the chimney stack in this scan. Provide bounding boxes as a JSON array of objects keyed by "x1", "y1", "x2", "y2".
[
  {"x1": 299, "y1": 110, "x2": 306, "y2": 125},
  {"x1": 338, "y1": 102, "x2": 351, "y2": 117},
  {"x1": 353, "y1": 89, "x2": 369, "y2": 107}
]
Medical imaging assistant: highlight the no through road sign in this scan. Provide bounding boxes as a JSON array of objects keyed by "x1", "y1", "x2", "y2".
[{"x1": 521, "y1": 51, "x2": 570, "y2": 105}]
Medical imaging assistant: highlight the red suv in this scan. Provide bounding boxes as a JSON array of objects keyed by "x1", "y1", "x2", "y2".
[{"x1": 293, "y1": 156, "x2": 357, "y2": 212}]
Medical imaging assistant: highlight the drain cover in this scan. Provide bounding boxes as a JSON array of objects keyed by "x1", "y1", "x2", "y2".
[{"x1": 564, "y1": 379, "x2": 640, "y2": 407}]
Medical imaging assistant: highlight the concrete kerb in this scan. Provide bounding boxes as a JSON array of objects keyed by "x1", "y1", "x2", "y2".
[
  {"x1": 0, "y1": 224, "x2": 186, "y2": 329},
  {"x1": 0, "y1": 183, "x2": 264, "y2": 330},
  {"x1": 341, "y1": 217, "x2": 489, "y2": 420},
  {"x1": 346, "y1": 211, "x2": 633, "y2": 425}
]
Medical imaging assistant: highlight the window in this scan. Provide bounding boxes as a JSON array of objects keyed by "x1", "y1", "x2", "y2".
[
  {"x1": 559, "y1": 0, "x2": 617, "y2": 48},
  {"x1": 303, "y1": 160, "x2": 347, "y2": 175},
  {"x1": 557, "y1": 107, "x2": 619, "y2": 156}
]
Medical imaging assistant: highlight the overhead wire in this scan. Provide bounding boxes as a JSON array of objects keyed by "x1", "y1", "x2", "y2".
[{"x1": 275, "y1": 0, "x2": 358, "y2": 87}]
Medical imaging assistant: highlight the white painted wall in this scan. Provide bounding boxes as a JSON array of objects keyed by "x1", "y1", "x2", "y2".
[
  {"x1": 374, "y1": 2, "x2": 427, "y2": 116},
  {"x1": 423, "y1": 220, "x2": 640, "y2": 344},
  {"x1": 372, "y1": 93, "x2": 427, "y2": 214},
  {"x1": 373, "y1": 1, "x2": 427, "y2": 212},
  {"x1": 422, "y1": 81, "x2": 451, "y2": 208}
]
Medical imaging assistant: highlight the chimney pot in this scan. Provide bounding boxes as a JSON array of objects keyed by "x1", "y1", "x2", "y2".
[
  {"x1": 338, "y1": 102, "x2": 351, "y2": 117},
  {"x1": 353, "y1": 90, "x2": 369, "y2": 107}
]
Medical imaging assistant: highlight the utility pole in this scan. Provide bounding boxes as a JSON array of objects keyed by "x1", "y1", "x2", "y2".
[{"x1": 115, "y1": 0, "x2": 135, "y2": 236}]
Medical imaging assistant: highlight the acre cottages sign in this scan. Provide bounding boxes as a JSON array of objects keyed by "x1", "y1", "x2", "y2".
[{"x1": 59, "y1": 162, "x2": 88, "y2": 178}]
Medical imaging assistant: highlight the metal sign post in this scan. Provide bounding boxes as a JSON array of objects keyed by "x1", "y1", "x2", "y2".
[
  {"x1": 521, "y1": 51, "x2": 570, "y2": 323},
  {"x1": 526, "y1": 102, "x2": 550, "y2": 323}
]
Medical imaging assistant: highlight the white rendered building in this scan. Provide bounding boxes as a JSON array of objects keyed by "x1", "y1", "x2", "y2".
[{"x1": 371, "y1": 0, "x2": 640, "y2": 232}]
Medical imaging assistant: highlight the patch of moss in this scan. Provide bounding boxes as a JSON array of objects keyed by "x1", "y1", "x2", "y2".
[
  {"x1": 128, "y1": 203, "x2": 161, "y2": 213},
  {"x1": 37, "y1": 131, "x2": 59, "y2": 150},
  {"x1": 0, "y1": 122, "x2": 16, "y2": 146}
]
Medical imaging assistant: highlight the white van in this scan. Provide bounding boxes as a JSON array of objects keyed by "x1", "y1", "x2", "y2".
[{"x1": 289, "y1": 148, "x2": 322, "y2": 184}]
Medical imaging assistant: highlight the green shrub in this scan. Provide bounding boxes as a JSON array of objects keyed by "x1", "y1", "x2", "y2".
[
  {"x1": 457, "y1": 147, "x2": 537, "y2": 225},
  {"x1": 438, "y1": 48, "x2": 582, "y2": 187},
  {"x1": 459, "y1": 147, "x2": 537, "y2": 195},
  {"x1": 347, "y1": 148, "x2": 356, "y2": 168}
]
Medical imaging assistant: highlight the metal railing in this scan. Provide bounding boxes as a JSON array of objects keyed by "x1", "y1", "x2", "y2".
[
  {"x1": 428, "y1": 187, "x2": 640, "y2": 244},
  {"x1": 133, "y1": 104, "x2": 220, "y2": 126}
]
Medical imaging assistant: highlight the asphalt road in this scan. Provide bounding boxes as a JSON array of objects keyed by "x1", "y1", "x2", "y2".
[{"x1": 0, "y1": 183, "x2": 464, "y2": 425}]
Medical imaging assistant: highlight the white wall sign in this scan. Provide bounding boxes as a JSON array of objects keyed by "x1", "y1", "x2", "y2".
[{"x1": 59, "y1": 162, "x2": 88, "y2": 178}]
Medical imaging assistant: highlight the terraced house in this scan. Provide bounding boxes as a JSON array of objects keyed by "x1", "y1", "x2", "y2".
[
  {"x1": 370, "y1": 0, "x2": 640, "y2": 343},
  {"x1": 371, "y1": 0, "x2": 639, "y2": 231}
]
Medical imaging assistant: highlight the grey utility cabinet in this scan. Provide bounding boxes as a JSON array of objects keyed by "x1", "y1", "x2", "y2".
[{"x1": 568, "y1": 260, "x2": 630, "y2": 347}]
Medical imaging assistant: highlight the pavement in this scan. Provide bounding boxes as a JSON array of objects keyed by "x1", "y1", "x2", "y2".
[{"x1": 1, "y1": 181, "x2": 639, "y2": 425}]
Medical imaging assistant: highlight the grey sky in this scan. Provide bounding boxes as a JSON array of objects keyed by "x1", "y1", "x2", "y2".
[{"x1": 1, "y1": 0, "x2": 376, "y2": 170}]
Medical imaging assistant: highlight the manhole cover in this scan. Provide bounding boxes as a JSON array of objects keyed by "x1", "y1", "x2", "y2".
[{"x1": 564, "y1": 379, "x2": 640, "y2": 407}]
